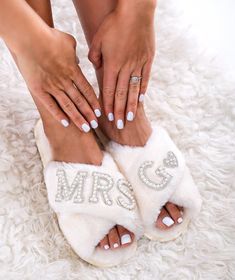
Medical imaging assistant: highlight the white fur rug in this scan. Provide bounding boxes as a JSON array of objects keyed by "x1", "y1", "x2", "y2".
[{"x1": 0, "y1": 0, "x2": 234, "y2": 279}]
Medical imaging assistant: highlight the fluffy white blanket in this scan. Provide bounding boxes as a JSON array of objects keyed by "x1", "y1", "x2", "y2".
[{"x1": 0, "y1": 0, "x2": 234, "y2": 279}]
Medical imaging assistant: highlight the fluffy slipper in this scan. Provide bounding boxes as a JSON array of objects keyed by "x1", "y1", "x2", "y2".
[
  {"x1": 106, "y1": 125, "x2": 202, "y2": 241},
  {"x1": 34, "y1": 120, "x2": 142, "y2": 267}
]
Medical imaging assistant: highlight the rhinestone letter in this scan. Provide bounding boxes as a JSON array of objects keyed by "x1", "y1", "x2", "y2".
[
  {"x1": 138, "y1": 161, "x2": 172, "y2": 190},
  {"x1": 116, "y1": 179, "x2": 136, "y2": 210},
  {"x1": 89, "y1": 172, "x2": 113, "y2": 206}
]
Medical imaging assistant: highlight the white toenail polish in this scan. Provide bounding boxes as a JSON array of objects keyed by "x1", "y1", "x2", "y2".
[
  {"x1": 127, "y1": 111, "x2": 134, "y2": 121},
  {"x1": 162, "y1": 216, "x2": 174, "y2": 227},
  {"x1": 104, "y1": 244, "x2": 110, "y2": 250},
  {"x1": 108, "y1": 113, "x2": 114, "y2": 121},
  {"x1": 61, "y1": 119, "x2": 69, "y2": 127},
  {"x1": 113, "y1": 243, "x2": 119, "y2": 248},
  {"x1": 82, "y1": 123, "x2": 90, "y2": 133},
  {"x1": 117, "y1": 119, "x2": 124, "y2": 129},
  {"x1": 94, "y1": 109, "x2": 101, "y2": 118},
  {"x1": 90, "y1": 120, "x2": 98, "y2": 129},
  {"x1": 177, "y1": 217, "x2": 183, "y2": 224},
  {"x1": 139, "y1": 94, "x2": 145, "y2": 103},
  {"x1": 121, "y1": 234, "x2": 131, "y2": 245}
]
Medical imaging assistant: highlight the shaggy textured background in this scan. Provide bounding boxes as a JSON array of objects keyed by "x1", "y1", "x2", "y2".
[{"x1": 0, "y1": 0, "x2": 234, "y2": 279}]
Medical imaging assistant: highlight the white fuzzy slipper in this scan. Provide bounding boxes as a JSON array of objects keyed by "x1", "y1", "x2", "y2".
[
  {"x1": 106, "y1": 125, "x2": 202, "y2": 241},
  {"x1": 34, "y1": 120, "x2": 142, "y2": 267}
]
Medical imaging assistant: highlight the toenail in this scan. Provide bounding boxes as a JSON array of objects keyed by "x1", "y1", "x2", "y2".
[
  {"x1": 61, "y1": 119, "x2": 69, "y2": 127},
  {"x1": 113, "y1": 243, "x2": 119, "y2": 248},
  {"x1": 121, "y1": 234, "x2": 132, "y2": 245},
  {"x1": 108, "y1": 113, "x2": 114, "y2": 121},
  {"x1": 177, "y1": 217, "x2": 183, "y2": 224},
  {"x1": 82, "y1": 123, "x2": 90, "y2": 133},
  {"x1": 126, "y1": 111, "x2": 134, "y2": 121},
  {"x1": 117, "y1": 119, "x2": 124, "y2": 129},
  {"x1": 104, "y1": 244, "x2": 110, "y2": 250},
  {"x1": 162, "y1": 216, "x2": 174, "y2": 227},
  {"x1": 94, "y1": 109, "x2": 101, "y2": 118},
  {"x1": 90, "y1": 120, "x2": 98, "y2": 129},
  {"x1": 139, "y1": 94, "x2": 145, "y2": 102}
]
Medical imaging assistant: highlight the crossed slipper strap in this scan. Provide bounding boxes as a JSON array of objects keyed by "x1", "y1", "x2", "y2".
[
  {"x1": 106, "y1": 125, "x2": 202, "y2": 241},
  {"x1": 43, "y1": 152, "x2": 143, "y2": 261}
]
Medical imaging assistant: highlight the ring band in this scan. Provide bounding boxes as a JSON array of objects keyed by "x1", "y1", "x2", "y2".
[{"x1": 130, "y1": 76, "x2": 142, "y2": 84}]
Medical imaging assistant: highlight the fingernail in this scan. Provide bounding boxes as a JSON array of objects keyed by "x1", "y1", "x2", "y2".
[
  {"x1": 90, "y1": 120, "x2": 98, "y2": 129},
  {"x1": 177, "y1": 217, "x2": 183, "y2": 224},
  {"x1": 94, "y1": 109, "x2": 101, "y2": 118},
  {"x1": 104, "y1": 244, "x2": 110, "y2": 250},
  {"x1": 162, "y1": 216, "x2": 174, "y2": 227},
  {"x1": 139, "y1": 94, "x2": 145, "y2": 102},
  {"x1": 117, "y1": 119, "x2": 124, "y2": 129},
  {"x1": 108, "y1": 112, "x2": 114, "y2": 121},
  {"x1": 61, "y1": 119, "x2": 69, "y2": 127},
  {"x1": 82, "y1": 123, "x2": 90, "y2": 133},
  {"x1": 113, "y1": 243, "x2": 119, "y2": 248},
  {"x1": 126, "y1": 111, "x2": 134, "y2": 121},
  {"x1": 121, "y1": 234, "x2": 132, "y2": 245}
]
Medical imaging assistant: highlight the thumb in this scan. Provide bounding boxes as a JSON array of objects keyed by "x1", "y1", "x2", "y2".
[{"x1": 88, "y1": 38, "x2": 102, "y2": 69}]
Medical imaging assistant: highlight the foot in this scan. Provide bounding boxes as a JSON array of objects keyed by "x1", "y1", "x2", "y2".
[
  {"x1": 98, "y1": 104, "x2": 184, "y2": 231},
  {"x1": 43, "y1": 119, "x2": 135, "y2": 250}
]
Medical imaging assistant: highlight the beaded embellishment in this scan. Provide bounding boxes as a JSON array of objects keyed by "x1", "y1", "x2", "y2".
[
  {"x1": 163, "y1": 151, "x2": 178, "y2": 168},
  {"x1": 116, "y1": 179, "x2": 136, "y2": 210}
]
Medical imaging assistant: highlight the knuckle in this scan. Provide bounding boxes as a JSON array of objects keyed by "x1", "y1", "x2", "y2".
[
  {"x1": 115, "y1": 108, "x2": 124, "y2": 116},
  {"x1": 128, "y1": 100, "x2": 137, "y2": 109},
  {"x1": 116, "y1": 88, "x2": 127, "y2": 98},
  {"x1": 103, "y1": 87, "x2": 115, "y2": 98}
]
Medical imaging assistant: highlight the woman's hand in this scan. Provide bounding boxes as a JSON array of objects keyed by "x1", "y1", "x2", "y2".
[
  {"x1": 88, "y1": 1, "x2": 156, "y2": 128},
  {"x1": 14, "y1": 28, "x2": 101, "y2": 132}
]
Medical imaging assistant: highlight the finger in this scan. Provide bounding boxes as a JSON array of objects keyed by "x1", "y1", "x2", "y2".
[
  {"x1": 156, "y1": 207, "x2": 175, "y2": 229},
  {"x1": 114, "y1": 68, "x2": 129, "y2": 129},
  {"x1": 103, "y1": 63, "x2": 118, "y2": 121},
  {"x1": 65, "y1": 82, "x2": 98, "y2": 129},
  {"x1": 139, "y1": 61, "x2": 152, "y2": 103},
  {"x1": 126, "y1": 70, "x2": 142, "y2": 122},
  {"x1": 71, "y1": 67, "x2": 102, "y2": 118},
  {"x1": 35, "y1": 92, "x2": 70, "y2": 128},
  {"x1": 99, "y1": 235, "x2": 110, "y2": 250},
  {"x1": 165, "y1": 202, "x2": 183, "y2": 224},
  {"x1": 116, "y1": 225, "x2": 134, "y2": 247},
  {"x1": 108, "y1": 226, "x2": 120, "y2": 250},
  {"x1": 88, "y1": 38, "x2": 102, "y2": 69},
  {"x1": 53, "y1": 90, "x2": 91, "y2": 133}
]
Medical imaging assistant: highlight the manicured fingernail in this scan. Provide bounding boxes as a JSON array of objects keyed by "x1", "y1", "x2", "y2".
[
  {"x1": 104, "y1": 244, "x2": 110, "y2": 250},
  {"x1": 139, "y1": 94, "x2": 145, "y2": 102},
  {"x1": 90, "y1": 120, "x2": 98, "y2": 129},
  {"x1": 117, "y1": 119, "x2": 124, "y2": 129},
  {"x1": 108, "y1": 112, "x2": 114, "y2": 121},
  {"x1": 126, "y1": 111, "x2": 134, "y2": 121},
  {"x1": 61, "y1": 119, "x2": 69, "y2": 127},
  {"x1": 162, "y1": 216, "x2": 174, "y2": 227},
  {"x1": 94, "y1": 109, "x2": 101, "y2": 118},
  {"x1": 113, "y1": 243, "x2": 119, "y2": 248},
  {"x1": 177, "y1": 217, "x2": 183, "y2": 224},
  {"x1": 82, "y1": 123, "x2": 90, "y2": 133},
  {"x1": 121, "y1": 234, "x2": 132, "y2": 245}
]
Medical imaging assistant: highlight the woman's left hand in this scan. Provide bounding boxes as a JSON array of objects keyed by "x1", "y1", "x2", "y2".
[{"x1": 88, "y1": 1, "x2": 156, "y2": 127}]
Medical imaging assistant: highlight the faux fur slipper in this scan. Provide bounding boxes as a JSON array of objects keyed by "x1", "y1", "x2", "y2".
[
  {"x1": 34, "y1": 120, "x2": 143, "y2": 267},
  {"x1": 106, "y1": 125, "x2": 202, "y2": 241}
]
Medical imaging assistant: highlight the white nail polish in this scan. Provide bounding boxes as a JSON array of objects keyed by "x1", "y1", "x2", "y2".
[
  {"x1": 139, "y1": 94, "x2": 145, "y2": 102},
  {"x1": 177, "y1": 217, "x2": 183, "y2": 224},
  {"x1": 162, "y1": 216, "x2": 174, "y2": 227},
  {"x1": 121, "y1": 234, "x2": 132, "y2": 245},
  {"x1": 113, "y1": 243, "x2": 119, "y2": 248},
  {"x1": 108, "y1": 112, "x2": 114, "y2": 121},
  {"x1": 126, "y1": 111, "x2": 134, "y2": 121},
  {"x1": 104, "y1": 244, "x2": 110, "y2": 250},
  {"x1": 82, "y1": 123, "x2": 90, "y2": 133},
  {"x1": 117, "y1": 119, "x2": 124, "y2": 129},
  {"x1": 61, "y1": 119, "x2": 69, "y2": 127},
  {"x1": 94, "y1": 109, "x2": 101, "y2": 118},
  {"x1": 90, "y1": 120, "x2": 98, "y2": 129}
]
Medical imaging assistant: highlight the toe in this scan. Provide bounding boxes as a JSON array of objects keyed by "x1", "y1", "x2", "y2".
[
  {"x1": 99, "y1": 235, "x2": 110, "y2": 250},
  {"x1": 108, "y1": 226, "x2": 121, "y2": 250},
  {"x1": 156, "y1": 207, "x2": 175, "y2": 229},
  {"x1": 117, "y1": 225, "x2": 134, "y2": 247},
  {"x1": 165, "y1": 202, "x2": 183, "y2": 224}
]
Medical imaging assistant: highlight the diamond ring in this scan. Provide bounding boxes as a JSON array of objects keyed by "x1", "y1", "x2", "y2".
[{"x1": 129, "y1": 76, "x2": 142, "y2": 84}]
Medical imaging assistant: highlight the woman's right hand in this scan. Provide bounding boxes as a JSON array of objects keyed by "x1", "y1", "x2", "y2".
[{"x1": 14, "y1": 28, "x2": 101, "y2": 132}]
